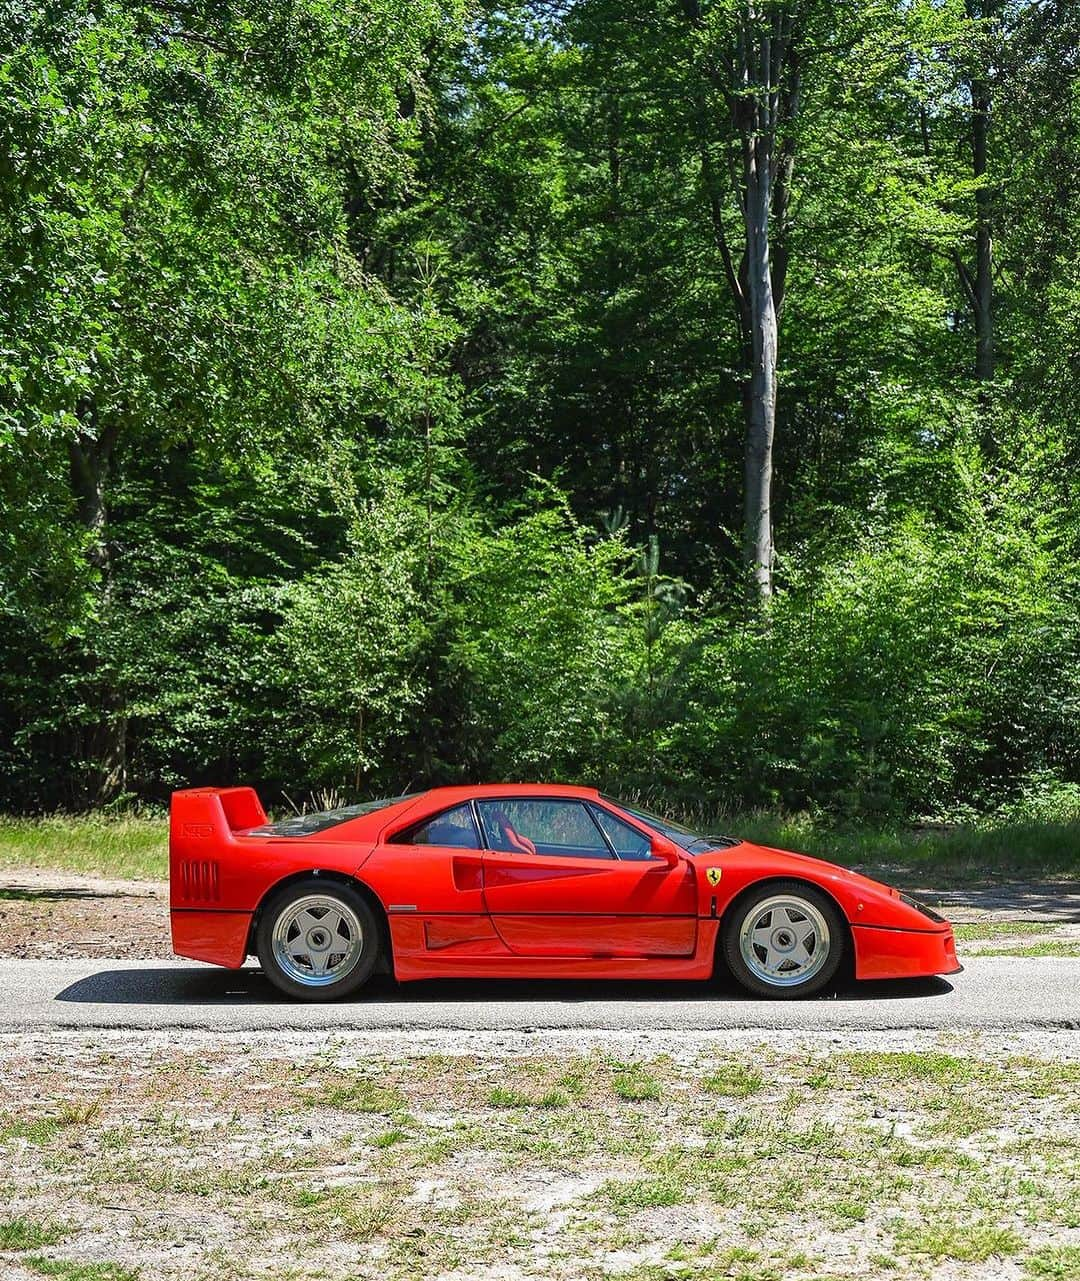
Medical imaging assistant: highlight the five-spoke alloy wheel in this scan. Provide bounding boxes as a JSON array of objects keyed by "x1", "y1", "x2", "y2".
[
  {"x1": 257, "y1": 878, "x2": 379, "y2": 1000},
  {"x1": 722, "y1": 879, "x2": 846, "y2": 998}
]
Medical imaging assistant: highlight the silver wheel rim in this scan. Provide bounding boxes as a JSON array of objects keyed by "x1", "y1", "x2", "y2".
[
  {"x1": 738, "y1": 894, "x2": 831, "y2": 988},
  {"x1": 271, "y1": 894, "x2": 363, "y2": 987}
]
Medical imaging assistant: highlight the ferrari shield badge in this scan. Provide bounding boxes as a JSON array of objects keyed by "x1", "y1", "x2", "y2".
[{"x1": 705, "y1": 867, "x2": 722, "y2": 887}]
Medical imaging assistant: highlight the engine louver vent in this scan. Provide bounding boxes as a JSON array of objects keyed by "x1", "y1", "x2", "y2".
[{"x1": 179, "y1": 859, "x2": 220, "y2": 903}]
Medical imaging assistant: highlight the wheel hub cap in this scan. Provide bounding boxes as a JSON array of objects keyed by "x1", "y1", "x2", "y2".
[
  {"x1": 272, "y1": 894, "x2": 364, "y2": 988},
  {"x1": 738, "y1": 895, "x2": 831, "y2": 988}
]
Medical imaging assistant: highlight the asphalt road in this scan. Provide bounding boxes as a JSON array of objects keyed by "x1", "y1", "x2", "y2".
[{"x1": 0, "y1": 955, "x2": 1076, "y2": 1033}]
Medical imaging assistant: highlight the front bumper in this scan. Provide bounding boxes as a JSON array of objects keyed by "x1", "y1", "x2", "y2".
[{"x1": 852, "y1": 922, "x2": 962, "y2": 981}]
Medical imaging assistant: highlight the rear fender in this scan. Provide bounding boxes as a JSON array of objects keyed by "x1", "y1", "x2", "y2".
[
  {"x1": 169, "y1": 788, "x2": 375, "y2": 913},
  {"x1": 169, "y1": 788, "x2": 261, "y2": 906}
]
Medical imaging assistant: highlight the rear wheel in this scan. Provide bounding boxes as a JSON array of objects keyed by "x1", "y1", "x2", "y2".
[
  {"x1": 722, "y1": 880, "x2": 846, "y2": 998},
  {"x1": 257, "y1": 878, "x2": 378, "y2": 1001}
]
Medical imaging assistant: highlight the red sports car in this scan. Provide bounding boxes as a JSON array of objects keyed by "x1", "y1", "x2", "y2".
[{"x1": 169, "y1": 783, "x2": 960, "y2": 1001}]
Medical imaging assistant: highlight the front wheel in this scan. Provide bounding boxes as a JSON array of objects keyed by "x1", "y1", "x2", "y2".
[
  {"x1": 722, "y1": 880, "x2": 846, "y2": 999},
  {"x1": 256, "y1": 878, "x2": 379, "y2": 1001}
]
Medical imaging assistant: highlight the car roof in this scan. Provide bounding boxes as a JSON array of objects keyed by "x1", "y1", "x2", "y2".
[{"x1": 421, "y1": 782, "x2": 602, "y2": 803}]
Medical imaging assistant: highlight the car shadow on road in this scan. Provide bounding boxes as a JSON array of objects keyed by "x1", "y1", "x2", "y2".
[
  {"x1": 0, "y1": 885, "x2": 149, "y2": 902},
  {"x1": 54, "y1": 968, "x2": 955, "y2": 1006}
]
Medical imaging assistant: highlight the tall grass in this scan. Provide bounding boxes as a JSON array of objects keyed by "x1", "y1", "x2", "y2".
[{"x1": 0, "y1": 814, "x2": 166, "y2": 880}]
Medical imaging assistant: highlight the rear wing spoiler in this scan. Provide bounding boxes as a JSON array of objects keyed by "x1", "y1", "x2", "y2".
[{"x1": 170, "y1": 787, "x2": 267, "y2": 847}]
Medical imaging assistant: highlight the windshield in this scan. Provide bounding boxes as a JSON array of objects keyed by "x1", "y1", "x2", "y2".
[{"x1": 603, "y1": 797, "x2": 741, "y2": 853}]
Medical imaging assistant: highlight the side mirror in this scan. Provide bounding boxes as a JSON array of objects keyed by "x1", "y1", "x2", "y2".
[{"x1": 650, "y1": 833, "x2": 682, "y2": 866}]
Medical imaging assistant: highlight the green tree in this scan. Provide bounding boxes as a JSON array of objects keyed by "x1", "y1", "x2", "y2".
[{"x1": 0, "y1": 0, "x2": 462, "y2": 798}]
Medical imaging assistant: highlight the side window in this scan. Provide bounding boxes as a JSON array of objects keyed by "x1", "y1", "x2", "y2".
[
  {"x1": 591, "y1": 806, "x2": 653, "y2": 861},
  {"x1": 476, "y1": 799, "x2": 612, "y2": 860},
  {"x1": 392, "y1": 803, "x2": 482, "y2": 849}
]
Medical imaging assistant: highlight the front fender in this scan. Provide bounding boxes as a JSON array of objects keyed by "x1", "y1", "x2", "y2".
[{"x1": 701, "y1": 844, "x2": 944, "y2": 932}]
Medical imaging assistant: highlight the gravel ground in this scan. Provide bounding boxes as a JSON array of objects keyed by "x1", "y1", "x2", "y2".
[{"x1": 1, "y1": 1027, "x2": 1079, "y2": 1281}]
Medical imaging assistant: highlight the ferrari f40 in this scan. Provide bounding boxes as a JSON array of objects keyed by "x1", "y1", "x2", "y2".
[{"x1": 169, "y1": 783, "x2": 960, "y2": 1000}]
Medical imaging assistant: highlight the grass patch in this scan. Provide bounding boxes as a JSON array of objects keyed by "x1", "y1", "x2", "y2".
[
  {"x1": 56, "y1": 1100, "x2": 102, "y2": 1126},
  {"x1": 1025, "y1": 1245, "x2": 1080, "y2": 1278},
  {"x1": 605, "y1": 1175, "x2": 684, "y2": 1209},
  {"x1": 832, "y1": 1199, "x2": 869, "y2": 1223},
  {"x1": 23, "y1": 1262, "x2": 139, "y2": 1281},
  {"x1": 487, "y1": 1087, "x2": 567, "y2": 1109},
  {"x1": 1, "y1": 1117, "x2": 62, "y2": 1145},
  {"x1": 840, "y1": 1051, "x2": 980, "y2": 1083},
  {"x1": 982, "y1": 941, "x2": 1080, "y2": 958},
  {"x1": 0, "y1": 1218, "x2": 67, "y2": 1251},
  {"x1": 894, "y1": 1219, "x2": 1024, "y2": 1262},
  {"x1": 953, "y1": 921, "x2": 1050, "y2": 941},
  {"x1": 0, "y1": 815, "x2": 165, "y2": 880},
  {"x1": 701, "y1": 1064, "x2": 765, "y2": 1098},
  {"x1": 556, "y1": 1058, "x2": 595, "y2": 1100},
  {"x1": 286, "y1": 1187, "x2": 396, "y2": 1242},
  {"x1": 2, "y1": 1100, "x2": 102, "y2": 1147},
  {"x1": 306, "y1": 1077, "x2": 407, "y2": 1115},
  {"x1": 611, "y1": 1064, "x2": 662, "y2": 1102}
]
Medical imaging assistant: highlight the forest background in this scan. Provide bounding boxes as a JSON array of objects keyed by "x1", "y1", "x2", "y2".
[{"x1": 3, "y1": 0, "x2": 1080, "y2": 851}]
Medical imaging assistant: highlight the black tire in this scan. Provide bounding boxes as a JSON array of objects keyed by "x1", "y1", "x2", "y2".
[
  {"x1": 256, "y1": 877, "x2": 380, "y2": 1002},
  {"x1": 721, "y1": 879, "x2": 846, "y2": 999}
]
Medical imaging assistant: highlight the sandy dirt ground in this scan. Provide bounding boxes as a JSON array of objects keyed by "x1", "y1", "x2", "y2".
[{"x1": 0, "y1": 869, "x2": 169, "y2": 960}]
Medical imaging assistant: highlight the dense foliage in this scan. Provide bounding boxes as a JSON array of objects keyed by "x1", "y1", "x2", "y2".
[{"x1": 3, "y1": 0, "x2": 1080, "y2": 820}]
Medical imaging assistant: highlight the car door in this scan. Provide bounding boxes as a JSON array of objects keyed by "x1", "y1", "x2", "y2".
[
  {"x1": 363, "y1": 801, "x2": 501, "y2": 961},
  {"x1": 477, "y1": 797, "x2": 697, "y2": 957}
]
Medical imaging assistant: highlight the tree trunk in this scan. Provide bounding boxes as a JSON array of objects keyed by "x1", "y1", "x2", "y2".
[
  {"x1": 68, "y1": 434, "x2": 112, "y2": 573},
  {"x1": 742, "y1": 130, "x2": 778, "y2": 597},
  {"x1": 68, "y1": 415, "x2": 127, "y2": 802},
  {"x1": 955, "y1": 0, "x2": 997, "y2": 384},
  {"x1": 970, "y1": 69, "x2": 993, "y2": 382},
  {"x1": 688, "y1": 1, "x2": 800, "y2": 601}
]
